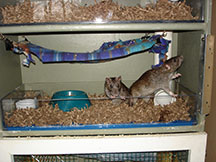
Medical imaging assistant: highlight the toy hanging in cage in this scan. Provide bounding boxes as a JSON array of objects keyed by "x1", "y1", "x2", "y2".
[{"x1": 0, "y1": 33, "x2": 171, "y2": 68}]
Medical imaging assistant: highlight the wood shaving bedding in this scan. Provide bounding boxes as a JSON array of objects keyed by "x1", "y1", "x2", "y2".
[
  {"x1": 4, "y1": 94, "x2": 192, "y2": 127},
  {"x1": 1, "y1": 0, "x2": 198, "y2": 24}
]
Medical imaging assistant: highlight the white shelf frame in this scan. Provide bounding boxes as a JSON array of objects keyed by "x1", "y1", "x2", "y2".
[
  {"x1": 0, "y1": 132, "x2": 207, "y2": 162},
  {"x1": 0, "y1": 23, "x2": 208, "y2": 34}
]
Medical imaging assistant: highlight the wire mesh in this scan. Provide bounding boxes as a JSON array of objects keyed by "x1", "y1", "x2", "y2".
[{"x1": 13, "y1": 150, "x2": 188, "y2": 162}]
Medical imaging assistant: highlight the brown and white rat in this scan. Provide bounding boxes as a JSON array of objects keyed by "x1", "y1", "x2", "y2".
[
  {"x1": 104, "y1": 76, "x2": 131, "y2": 105},
  {"x1": 129, "y1": 55, "x2": 184, "y2": 106}
]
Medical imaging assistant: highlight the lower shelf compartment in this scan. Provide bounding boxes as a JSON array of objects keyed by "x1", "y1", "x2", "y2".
[
  {"x1": 13, "y1": 150, "x2": 189, "y2": 162},
  {"x1": 1, "y1": 82, "x2": 200, "y2": 134}
]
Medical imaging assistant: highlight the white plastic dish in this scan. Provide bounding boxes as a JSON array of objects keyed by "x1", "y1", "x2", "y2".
[
  {"x1": 154, "y1": 90, "x2": 176, "y2": 106},
  {"x1": 15, "y1": 99, "x2": 37, "y2": 109}
]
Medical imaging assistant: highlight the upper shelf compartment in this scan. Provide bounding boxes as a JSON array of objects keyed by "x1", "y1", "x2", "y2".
[{"x1": 0, "y1": 0, "x2": 209, "y2": 34}]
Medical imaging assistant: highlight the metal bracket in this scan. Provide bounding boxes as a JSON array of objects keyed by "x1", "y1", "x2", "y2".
[{"x1": 202, "y1": 35, "x2": 215, "y2": 115}]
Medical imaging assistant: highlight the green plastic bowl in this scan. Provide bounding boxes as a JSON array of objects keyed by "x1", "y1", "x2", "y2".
[{"x1": 51, "y1": 90, "x2": 91, "y2": 112}]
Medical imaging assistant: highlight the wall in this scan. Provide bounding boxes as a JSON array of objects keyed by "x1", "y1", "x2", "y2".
[
  {"x1": 205, "y1": 0, "x2": 216, "y2": 161},
  {"x1": 20, "y1": 34, "x2": 154, "y2": 84},
  {"x1": 19, "y1": 33, "x2": 155, "y2": 94},
  {"x1": 0, "y1": 36, "x2": 22, "y2": 99}
]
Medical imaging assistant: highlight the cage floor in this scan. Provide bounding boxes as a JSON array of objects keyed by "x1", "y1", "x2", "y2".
[
  {"x1": 1, "y1": 0, "x2": 199, "y2": 25},
  {"x1": 13, "y1": 150, "x2": 188, "y2": 162},
  {"x1": 3, "y1": 94, "x2": 196, "y2": 131}
]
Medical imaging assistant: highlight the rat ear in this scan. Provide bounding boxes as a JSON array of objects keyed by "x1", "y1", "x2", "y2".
[
  {"x1": 105, "y1": 77, "x2": 111, "y2": 83},
  {"x1": 117, "y1": 76, "x2": 122, "y2": 81}
]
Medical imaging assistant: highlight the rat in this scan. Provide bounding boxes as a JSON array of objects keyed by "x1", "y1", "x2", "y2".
[
  {"x1": 129, "y1": 55, "x2": 184, "y2": 106},
  {"x1": 104, "y1": 76, "x2": 131, "y2": 105}
]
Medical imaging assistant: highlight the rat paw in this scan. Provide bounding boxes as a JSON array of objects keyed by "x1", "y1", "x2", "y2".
[
  {"x1": 165, "y1": 64, "x2": 171, "y2": 70},
  {"x1": 168, "y1": 91, "x2": 178, "y2": 97},
  {"x1": 172, "y1": 73, "x2": 182, "y2": 79},
  {"x1": 120, "y1": 96, "x2": 126, "y2": 100}
]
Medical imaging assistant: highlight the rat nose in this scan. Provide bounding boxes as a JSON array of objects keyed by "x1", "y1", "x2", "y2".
[{"x1": 113, "y1": 90, "x2": 120, "y2": 97}]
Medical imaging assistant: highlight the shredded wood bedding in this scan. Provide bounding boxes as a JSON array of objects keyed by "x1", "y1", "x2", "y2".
[
  {"x1": 1, "y1": 0, "x2": 198, "y2": 24},
  {"x1": 4, "y1": 93, "x2": 192, "y2": 127}
]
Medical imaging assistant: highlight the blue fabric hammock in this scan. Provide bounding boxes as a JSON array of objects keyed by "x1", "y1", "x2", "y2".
[{"x1": 1, "y1": 34, "x2": 171, "y2": 68}]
